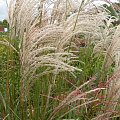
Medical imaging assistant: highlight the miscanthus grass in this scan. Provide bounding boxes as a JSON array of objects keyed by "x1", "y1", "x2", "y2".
[{"x1": 0, "y1": 0, "x2": 120, "y2": 119}]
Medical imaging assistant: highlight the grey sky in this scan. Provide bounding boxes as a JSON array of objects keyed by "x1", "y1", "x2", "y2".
[
  {"x1": 0, "y1": 0, "x2": 9, "y2": 21},
  {"x1": 0, "y1": 0, "x2": 119, "y2": 21}
]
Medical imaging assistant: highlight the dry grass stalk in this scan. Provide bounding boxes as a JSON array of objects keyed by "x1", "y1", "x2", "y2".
[
  {"x1": 48, "y1": 78, "x2": 106, "y2": 120},
  {"x1": 0, "y1": 39, "x2": 18, "y2": 53}
]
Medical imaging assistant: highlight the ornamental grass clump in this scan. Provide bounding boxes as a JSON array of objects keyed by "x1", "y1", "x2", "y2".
[
  {"x1": 93, "y1": 2, "x2": 120, "y2": 119},
  {"x1": 3, "y1": 0, "x2": 120, "y2": 119},
  {"x1": 9, "y1": 0, "x2": 108, "y2": 97},
  {"x1": 94, "y1": 24, "x2": 120, "y2": 119}
]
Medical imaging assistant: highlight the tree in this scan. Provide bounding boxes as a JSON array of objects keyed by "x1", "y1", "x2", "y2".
[
  {"x1": 0, "y1": 19, "x2": 9, "y2": 28},
  {"x1": 2, "y1": 19, "x2": 8, "y2": 28}
]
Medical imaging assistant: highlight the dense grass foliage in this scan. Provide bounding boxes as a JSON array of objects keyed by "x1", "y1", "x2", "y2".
[{"x1": 0, "y1": 0, "x2": 120, "y2": 120}]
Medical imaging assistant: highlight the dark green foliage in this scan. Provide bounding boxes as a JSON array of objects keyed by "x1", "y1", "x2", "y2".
[{"x1": 0, "y1": 19, "x2": 9, "y2": 28}]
